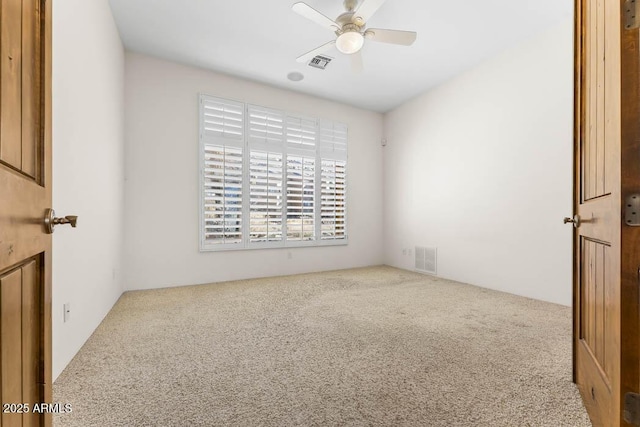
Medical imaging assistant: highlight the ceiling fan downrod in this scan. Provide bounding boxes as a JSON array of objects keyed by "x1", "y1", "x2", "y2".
[{"x1": 344, "y1": 0, "x2": 358, "y2": 12}]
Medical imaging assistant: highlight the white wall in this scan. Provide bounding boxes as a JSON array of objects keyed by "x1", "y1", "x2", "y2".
[
  {"x1": 52, "y1": 0, "x2": 125, "y2": 380},
  {"x1": 383, "y1": 18, "x2": 574, "y2": 306},
  {"x1": 124, "y1": 53, "x2": 384, "y2": 290}
]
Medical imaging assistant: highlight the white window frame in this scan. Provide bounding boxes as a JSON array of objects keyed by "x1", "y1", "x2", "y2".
[{"x1": 199, "y1": 94, "x2": 348, "y2": 252}]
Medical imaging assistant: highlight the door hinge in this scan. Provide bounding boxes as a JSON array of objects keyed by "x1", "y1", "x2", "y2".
[
  {"x1": 625, "y1": 0, "x2": 640, "y2": 30},
  {"x1": 625, "y1": 194, "x2": 640, "y2": 226},
  {"x1": 624, "y1": 392, "x2": 640, "y2": 425}
]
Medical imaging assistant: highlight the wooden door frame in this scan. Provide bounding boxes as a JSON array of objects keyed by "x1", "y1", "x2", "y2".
[
  {"x1": 619, "y1": 1, "x2": 640, "y2": 423},
  {"x1": 43, "y1": 0, "x2": 53, "y2": 420},
  {"x1": 573, "y1": 0, "x2": 640, "y2": 425}
]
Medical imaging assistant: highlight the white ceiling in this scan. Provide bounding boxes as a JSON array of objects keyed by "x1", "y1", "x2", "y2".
[{"x1": 108, "y1": 0, "x2": 573, "y2": 113}]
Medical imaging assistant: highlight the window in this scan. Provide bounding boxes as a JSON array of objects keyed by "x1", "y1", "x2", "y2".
[{"x1": 199, "y1": 95, "x2": 347, "y2": 251}]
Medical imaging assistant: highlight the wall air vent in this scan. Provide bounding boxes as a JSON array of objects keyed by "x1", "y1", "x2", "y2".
[
  {"x1": 415, "y1": 246, "x2": 437, "y2": 275},
  {"x1": 308, "y1": 55, "x2": 332, "y2": 70}
]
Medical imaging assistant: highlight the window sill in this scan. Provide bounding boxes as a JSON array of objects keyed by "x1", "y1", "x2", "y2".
[{"x1": 199, "y1": 239, "x2": 348, "y2": 253}]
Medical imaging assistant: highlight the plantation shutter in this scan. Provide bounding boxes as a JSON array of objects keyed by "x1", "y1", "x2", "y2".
[
  {"x1": 202, "y1": 96, "x2": 244, "y2": 140},
  {"x1": 202, "y1": 146, "x2": 243, "y2": 244},
  {"x1": 248, "y1": 105, "x2": 284, "y2": 147},
  {"x1": 284, "y1": 114, "x2": 317, "y2": 243},
  {"x1": 286, "y1": 155, "x2": 315, "y2": 241},
  {"x1": 318, "y1": 121, "x2": 347, "y2": 240},
  {"x1": 247, "y1": 105, "x2": 285, "y2": 244},
  {"x1": 200, "y1": 95, "x2": 245, "y2": 249},
  {"x1": 249, "y1": 151, "x2": 283, "y2": 243},
  {"x1": 320, "y1": 159, "x2": 346, "y2": 240},
  {"x1": 318, "y1": 120, "x2": 347, "y2": 160},
  {"x1": 286, "y1": 115, "x2": 316, "y2": 148},
  {"x1": 200, "y1": 94, "x2": 347, "y2": 250}
]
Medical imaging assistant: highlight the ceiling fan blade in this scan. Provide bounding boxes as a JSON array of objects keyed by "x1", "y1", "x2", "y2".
[
  {"x1": 350, "y1": 51, "x2": 363, "y2": 73},
  {"x1": 292, "y1": 2, "x2": 340, "y2": 32},
  {"x1": 353, "y1": 0, "x2": 386, "y2": 24},
  {"x1": 365, "y1": 28, "x2": 417, "y2": 46},
  {"x1": 296, "y1": 40, "x2": 336, "y2": 63}
]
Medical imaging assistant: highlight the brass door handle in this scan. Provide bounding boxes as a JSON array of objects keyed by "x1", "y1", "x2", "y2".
[
  {"x1": 563, "y1": 215, "x2": 581, "y2": 228},
  {"x1": 44, "y1": 208, "x2": 78, "y2": 234}
]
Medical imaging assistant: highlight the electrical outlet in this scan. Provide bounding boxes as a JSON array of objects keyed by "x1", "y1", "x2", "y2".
[
  {"x1": 63, "y1": 303, "x2": 71, "y2": 323},
  {"x1": 287, "y1": 251, "x2": 293, "y2": 260},
  {"x1": 402, "y1": 248, "x2": 407, "y2": 255}
]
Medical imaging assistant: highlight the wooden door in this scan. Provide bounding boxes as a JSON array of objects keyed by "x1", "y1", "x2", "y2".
[
  {"x1": 0, "y1": 0, "x2": 52, "y2": 427},
  {"x1": 573, "y1": 0, "x2": 640, "y2": 426}
]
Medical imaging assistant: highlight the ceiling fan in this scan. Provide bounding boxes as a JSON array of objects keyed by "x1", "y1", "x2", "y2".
[{"x1": 292, "y1": 0, "x2": 417, "y2": 72}]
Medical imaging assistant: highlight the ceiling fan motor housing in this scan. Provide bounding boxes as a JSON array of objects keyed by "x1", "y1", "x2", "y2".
[
  {"x1": 336, "y1": 12, "x2": 361, "y2": 31},
  {"x1": 339, "y1": 22, "x2": 361, "y2": 35}
]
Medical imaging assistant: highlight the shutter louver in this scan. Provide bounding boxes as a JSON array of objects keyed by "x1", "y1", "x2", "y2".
[
  {"x1": 286, "y1": 115, "x2": 317, "y2": 148},
  {"x1": 248, "y1": 105, "x2": 284, "y2": 146},
  {"x1": 203, "y1": 145, "x2": 243, "y2": 244},
  {"x1": 249, "y1": 151, "x2": 283, "y2": 242},
  {"x1": 318, "y1": 121, "x2": 347, "y2": 158},
  {"x1": 321, "y1": 159, "x2": 346, "y2": 240},
  {"x1": 286, "y1": 156, "x2": 315, "y2": 241},
  {"x1": 202, "y1": 97, "x2": 244, "y2": 140}
]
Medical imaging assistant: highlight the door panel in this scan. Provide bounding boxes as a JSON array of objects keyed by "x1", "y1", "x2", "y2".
[
  {"x1": 22, "y1": 259, "x2": 41, "y2": 427},
  {"x1": 583, "y1": 0, "x2": 608, "y2": 202},
  {"x1": 0, "y1": 259, "x2": 42, "y2": 427},
  {"x1": 1, "y1": 268, "x2": 23, "y2": 427},
  {"x1": 0, "y1": 0, "x2": 52, "y2": 426},
  {"x1": 21, "y1": 0, "x2": 41, "y2": 180},
  {"x1": 0, "y1": 0, "x2": 24, "y2": 171},
  {"x1": 580, "y1": 238, "x2": 609, "y2": 378},
  {"x1": 0, "y1": 0, "x2": 41, "y2": 179}
]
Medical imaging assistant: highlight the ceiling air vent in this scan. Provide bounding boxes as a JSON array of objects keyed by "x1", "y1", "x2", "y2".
[
  {"x1": 415, "y1": 246, "x2": 437, "y2": 275},
  {"x1": 308, "y1": 55, "x2": 332, "y2": 70}
]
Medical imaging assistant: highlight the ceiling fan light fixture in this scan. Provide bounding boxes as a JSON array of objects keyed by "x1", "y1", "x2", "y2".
[{"x1": 336, "y1": 31, "x2": 364, "y2": 54}]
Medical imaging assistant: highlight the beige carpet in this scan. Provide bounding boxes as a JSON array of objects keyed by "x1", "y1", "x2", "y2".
[{"x1": 53, "y1": 266, "x2": 591, "y2": 426}]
